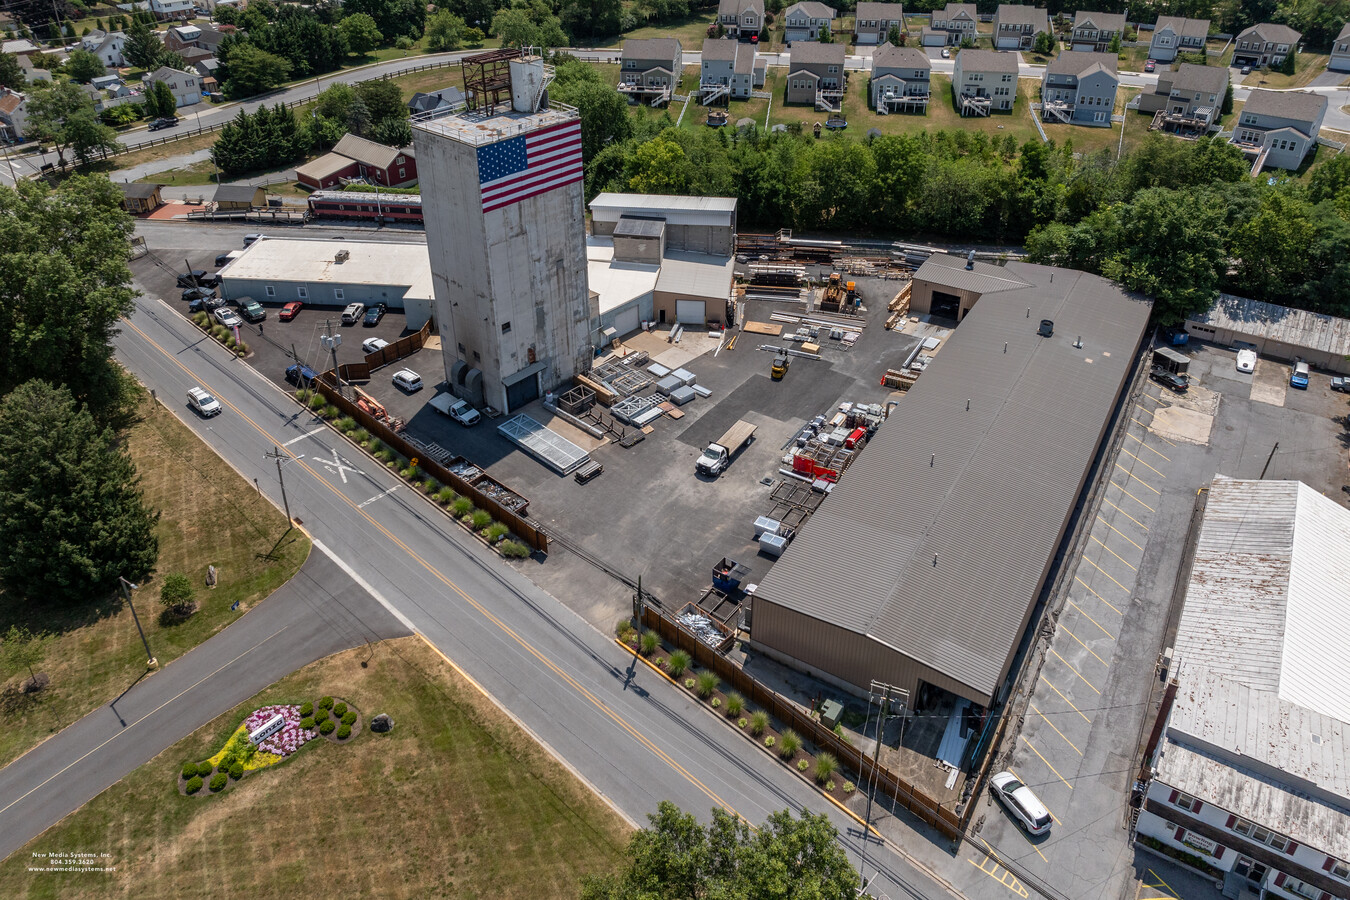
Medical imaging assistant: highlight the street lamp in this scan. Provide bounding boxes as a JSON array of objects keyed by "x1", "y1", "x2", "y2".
[{"x1": 118, "y1": 576, "x2": 157, "y2": 669}]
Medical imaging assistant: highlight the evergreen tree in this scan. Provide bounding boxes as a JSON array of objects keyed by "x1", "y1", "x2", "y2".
[{"x1": 124, "y1": 20, "x2": 164, "y2": 69}]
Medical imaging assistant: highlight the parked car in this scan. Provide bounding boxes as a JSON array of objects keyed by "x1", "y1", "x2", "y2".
[
  {"x1": 1330, "y1": 376, "x2": 1349, "y2": 393},
  {"x1": 990, "y1": 771, "x2": 1052, "y2": 836},
  {"x1": 363, "y1": 302, "x2": 387, "y2": 326},
  {"x1": 243, "y1": 233, "x2": 264, "y2": 247},
  {"x1": 1240, "y1": 64, "x2": 1252, "y2": 75},
  {"x1": 186, "y1": 386, "x2": 221, "y2": 417},
  {"x1": 391, "y1": 368, "x2": 423, "y2": 392},
  {"x1": 1290, "y1": 359, "x2": 1309, "y2": 389},
  {"x1": 214, "y1": 307, "x2": 243, "y2": 327},
  {"x1": 279, "y1": 301, "x2": 303, "y2": 321},
  {"x1": 148, "y1": 116, "x2": 179, "y2": 131},
  {"x1": 189, "y1": 295, "x2": 227, "y2": 313},
  {"x1": 197, "y1": 273, "x2": 222, "y2": 288},
  {"x1": 1150, "y1": 366, "x2": 1189, "y2": 392},
  {"x1": 429, "y1": 393, "x2": 480, "y2": 426},
  {"x1": 1236, "y1": 349, "x2": 1257, "y2": 373},
  {"x1": 176, "y1": 270, "x2": 208, "y2": 287},
  {"x1": 181, "y1": 286, "x2": 215, "y2": 302},
  {"x1": 1144, "y1": 59, "x2": 1155, "y2": 72},
  {"x1": 239, "y1": 298, "x2": 266, "y2": 322},
  {"x1": 285, "y1": 363, "x2": 318, "y2": 385},
  {"x1": 362, "y1": 336, "x2": 390, "y2": 355},
  {"x1": 341, "y1": 302, "x2": 366, "y2": 325},
  {"x1": 941, "y1": 48, "x2": 951, "y2": 58}
]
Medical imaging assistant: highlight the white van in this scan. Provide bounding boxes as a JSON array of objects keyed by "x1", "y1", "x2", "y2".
[{"x1": 990, "y1": 771, "x2": 1052, "y2": 836}]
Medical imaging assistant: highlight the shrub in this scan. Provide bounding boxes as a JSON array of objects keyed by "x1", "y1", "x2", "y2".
[
  {"x1": 309, "y1": 394, "x2": 327, "y2": 410},
  {"x1": 322, "y1": 405, "x2": 340, "y2": 419},
  {"x1": 725, "y1": 692, "x2": 745, "y2": 717},
  {"x1": 711, "y1": 697, "x2": 721, "y2": 708},
  {"x1": 500, "y1": 540, "x2": 531, "y2": 558},
  {"x1": 209, "y1": 772, "x2": 227, "y2": 792},
  {"x1": 695, "y1": 670, "x2": 719, "y2": 699},
  {"x1": 185, "y1": 775, "x2": 203, "y2": 794},
  {"x1": 319, "y1": 719, "x2": 336, "y2": 735},
  {"x1": 341, "y1": 710, "x2": 356, "y2": 726},
  {"x1": 369, "y1": 439, "x2": 384, "y2": 456},
  {"x1": 197, "y1": 762, "x2": 214, "y2": 778},
  {"x1": 300, "y1": 716, "x2": 315, "y2": 729},
  {"x1": 684, "y1": 678, "x2": 695, "y2": 689},
  {"x1": 181, "y1": 762, "x2": 197, "y2": 779},
  {"x1": 352, "y1": 428, "x2": 370, "y2": 443},
  {"x1": 399, "y1": 465, "x2": 419, "y2": 479},
  {"x1": 667, "y1": 650, "x2": 692, "y2": 677},
  {"x1": 295, "y1": 388, "x2": 311, "y2": 402},
  {"x1": 229, "y1": 762, "x2": 244, "y2": 780},
  {"x1": 337, "y1": 723, "x2": 351, "y2": 739},
  {"x1": 313, "y1": 705, "x2": 328, "y2": 722},
  {"x1": 436, "y1": 487, "x2": 457, "y2": 505},
  {"x1": 833, "y1": 723, "x2": 852, "y2": 744},
  {"x1": 395, "y1": 34, "x2": 414, "y2": 49},
  {"x1": 159, "y1": 572, "x2": 196, "y2": 616},
  {"x1": 778, "y1": 730, "x2": 802, "y2": 759},
  {"x1": 422, "y1": 478, "x2": 439, "y2": 494},
  {"x1": 843, "y1": 781, "x2": 856, "y2": 794},
  {"x1": 300, "y1": 701, "x2": 313, "y2": 717},
  {"x1": 470, "y1": 509, "x2": 492, "y2": 530},
  {"x1": 764, "y1": 736, "x2": 776, "y2": 748},
  {"x1": 319, "y1": 696, "x2": 334, "y2": 710},
  {"x1": 450, "y1": 497, "x2": 473, "y2": 516},
  {"x1": 814, "y1": 752, "x2": 838, "y2": 784},
  {"x1": 738, "y1": 717, "x2": 747, "y2": 729},
  {"x1": 484, "y1": 522, "x2": 508, "y2": 542},
  {"x1": 639, "y1": 631, "x2": 660, "y2": 656},
  {"x1": 749, "y1": 710, "x2": 769, "y2": 736},
  {"x1": 336, "y1": 416, "x2": 357, "y2": 432},
  {"x1": 334, "y1": 701, "x2": 348, "y2": 717},
  {"x1": 798, "y1": 759, "x2": 809, "y2": 771}
]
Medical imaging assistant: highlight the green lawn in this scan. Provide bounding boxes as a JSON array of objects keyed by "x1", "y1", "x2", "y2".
[
  {"x1": 1241, "y1": 53, "x2": 1329, "y2": 89},
  {"x1": 1040, "y1": 85, "x2": 1139, "y2": 157},
  {"x1": 604, "y1": 11, "x2": 715, "y2": 49},
  {"x1": 0, "y1": 390, "x2": 309, "y2": 770},
  {"x1": 1117, "y1": 44, "x2": 1153, "y2": 73},
  {"x1": 0, "y1": 637, "x2": 630, "y2": 899}
]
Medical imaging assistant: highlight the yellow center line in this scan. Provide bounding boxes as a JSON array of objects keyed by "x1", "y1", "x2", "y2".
[
  {"x1": 1102, "y1": 498, "x2": 1149, "y2": 532},
  {"x1": 1114, "y1": 462, "x2": 1161, "y2": 495},
  {"x1": 1090, "y1": 535, "x2": 1138, "y2": 572},
  {"x1": 1019, "y1": 736, "x2": 1074, "y2": 790},
  {"x1": 1082, "y1": 557, "x2": 1134, "y2": 598},
  {"x1": 1095, "y1": 515, "x2": 1144, "y2": 551},
  {"x1": 1126, "y1": 432, "x2": 1172, "y2": 462},
  {"x1": 1029, "y1": 702, "x2": 1081, "y2": 755},
  {"x1": 1038, "y1": 675, "x2": 1090, "y2": 723},
  {"x1": 1066, "y1": 598, "x2": 1118, "y2": 640},
  {"x1": 1109, "y1": 480, "x2": 1156, "y2": 512},
  {"x1": 1007, "y1": 770, "x2": 1062, "y2": 826},
  {"x1": 1048, "y1": 648, "x2": 1100, "y2": 694},
  {"x1": 121, "y1": 316, "x2": 744, "y2": 820},
  {"x1": 1120, "y1": 447, "x2": 1167, "y2": 479},
  {"x1": 1060, "y1": 623, "x2": 1109, "y2": 667}
]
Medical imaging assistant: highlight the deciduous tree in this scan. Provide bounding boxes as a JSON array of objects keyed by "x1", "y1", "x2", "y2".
[
  {"x1": 338, "y1": 12, "x2": 383, "y2": 54},
  {"x1": 423, "y1": 9, "x2": 466, "y2": 50},
  {"x1": 64, "y1": 48, "x2": 106, "y2": 83},
  {"x1": 1, "y1": 625, "x2": 47, "y2": 690},
  {"x1": 220, "y1": 44, "x2": 291, "y2": 98}
]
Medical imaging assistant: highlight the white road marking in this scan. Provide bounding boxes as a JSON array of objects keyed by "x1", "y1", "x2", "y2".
[
  {"x1": 358, "y1": 486, "x2": 399, "y2": 509},
  {"x1": 312, "y1": 540, "x2": 418, "y2": 633},
  {"x1": 284, "y1": 426, "x2": 328, "y2": 447},
  {"x1": 313, "y1": 446, "x2": 362, "y2": 484}
]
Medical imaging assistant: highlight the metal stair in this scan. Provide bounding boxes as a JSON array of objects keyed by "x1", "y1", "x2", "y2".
[{"x1": 1250, "y1": 142, "x2": 1271, "y2": 177}]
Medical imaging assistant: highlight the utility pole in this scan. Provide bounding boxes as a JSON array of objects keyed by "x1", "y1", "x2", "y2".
[
  {"x1": 264, "y1": 446, "x2": 299, "y2": 524},
  {"x1": 859, "y1": 679, "x2": 907, "y2": 885},
  {"x1": 119, "y1": 577, "x2": 157, "y2": 668},
  {"x1": 320, "y1": 319, "x2": 344, "y2": 398}
]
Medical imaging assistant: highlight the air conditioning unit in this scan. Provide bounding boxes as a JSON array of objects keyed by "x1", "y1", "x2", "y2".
[{"x1": 335, "y1": 249, "x2": 350, "y2": 263}]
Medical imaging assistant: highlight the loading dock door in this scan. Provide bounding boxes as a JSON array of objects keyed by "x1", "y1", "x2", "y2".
[
  {"x1": 931, "y1": 290, "x2": 962, "y2": 320},
  {"x1": 506, "y1": 372, "x2": 540, "y2": 412},
  {"x1": 676, "y1": 300, "x2": 705, "y2": 324},
  {"x1": 613, "y1": 305, "x2": 640, "y2": 337}
]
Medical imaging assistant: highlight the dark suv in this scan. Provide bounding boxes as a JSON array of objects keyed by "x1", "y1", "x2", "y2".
[
  {"x1": 285, "y1": 364, "x2": 319, "y2": 386},
  {"x1": 148, "y1": 116, "x2": 179, "y2": 131},
  {"x1": 182, "y1": 286, "x2": 215, "y2": 302},
  {"x1": 363, "y1": 303, "x2": 387, "y2": 326}
]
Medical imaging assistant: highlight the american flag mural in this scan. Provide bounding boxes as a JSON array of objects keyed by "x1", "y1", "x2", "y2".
[{"x1": 476, "y1": 120, "x2": 584, "y2": 213}]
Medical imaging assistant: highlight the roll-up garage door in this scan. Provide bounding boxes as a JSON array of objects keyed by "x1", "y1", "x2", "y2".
[{"x1": 676, "y1": 300, "x2": 705, "y2": 324}]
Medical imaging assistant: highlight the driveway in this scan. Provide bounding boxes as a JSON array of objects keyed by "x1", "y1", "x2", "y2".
[{"x1": 0, "y1": 547, "x2": 410, "y2": 862}]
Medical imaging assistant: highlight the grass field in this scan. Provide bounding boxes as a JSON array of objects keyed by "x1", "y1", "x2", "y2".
[
  {"x1": 0, "y1": 391, "x2": 309, "y2": 770},
  {"x1": 1040, "y1": 86, "x2": 1140, "y2": 157},
  {"x1": 1240, "y1": 53, "x2": 1329, "y2": 89},
  {"x1": 604, "y1": 11, "x2": 714, "y2": 49},
  {"x1": 0, "y1": 637, "x2": 629, "y2": 900}
]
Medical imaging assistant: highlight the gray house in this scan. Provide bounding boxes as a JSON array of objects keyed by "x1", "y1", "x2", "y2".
[
  {"x1": 1232, "y1": 23, "x2": 1301, "y2": 68},
  {"x1": 785, "y1": 41, "x2": 846, "y2": 109},
  {"x1": 922, "y1": 3, "x2": 977, "y2": 46},
  {"x1": 618, "y1": 38, "x2": 683, "y2": 106},
  {"x1": 143, "y1": 65, "x2": 200, "y2": 108},
  {"x1": 699, "y1": 39, "x2": 765, "y2": 103},
  {"x1": 1331, "y1": 22, "x2": 1350, "y2": 72},
  {"x1": 1138, "y1": 62, "x2": 1227, "y2": 136},
  {"x1": 1148, "y1": 16, "x2": 1209, "y2": 62},
  {"x1": 993, "y1": 4, "x2": 1049, "y2": 51},
  {"x1": 951, "y1": 48, "x2": 1020, "y2": 114},
  {"x1": 1069, "y1": 11, "x2": 1125, "y2": 52},
  {"x1": 1040, "y1": 51, "x2": 1117, "y2": 126},
  {"x1": 854, "y1": 3, "x2": 906, "y2": 45},
  {"x1": 870, "y1": 43, "x2": 930, "y2": 113},
  {"x1": 717, "y1": 0, "x2": 765, "y2": 40},
  {"x1": 783, "y1": 1, "x2": 838, "y2": 43},
  {"x1": 1230, "y1": 89, "x2": 1326, "y2": 173}
]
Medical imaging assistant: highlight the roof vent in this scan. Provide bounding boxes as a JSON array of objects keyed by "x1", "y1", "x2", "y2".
[
  {"x1": 1038, "y1": 319, "x2": 1054, "y2": 337},
  {"x1": 335, "y1": 249, "x2": 350, "y2": 263},
  {"x1": 965, "y1": 250, "x2": 976, "y2": 270}
]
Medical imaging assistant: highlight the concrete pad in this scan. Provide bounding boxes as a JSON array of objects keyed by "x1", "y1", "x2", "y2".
[
  {"x1": 1168, "y1": 382, "x2": 1221, "y2": 416},
  {"x1": 1251, "y1": 359, "x2": 1288, "y2": 407},
  {"x1": 1150, "y1": 405, "x2": 1215, "y2": 445}
]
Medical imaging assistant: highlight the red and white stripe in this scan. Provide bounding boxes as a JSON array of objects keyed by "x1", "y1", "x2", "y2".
[{"x1": 480, "y1": 121, "x2": 584, "y2": 213}]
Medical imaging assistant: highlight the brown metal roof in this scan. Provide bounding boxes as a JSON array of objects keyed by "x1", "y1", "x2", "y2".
[{"x1": 754, "y1": 263, "x2": 1151, "y2": 701}]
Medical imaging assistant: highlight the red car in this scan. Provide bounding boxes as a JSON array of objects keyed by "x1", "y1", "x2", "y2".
[
  {"x1": 1144, "y1": 59, "x2": 1156, "y2": 72},
  {"x1": 279, "y1": 301, "x2": 303, "y2": 321}
]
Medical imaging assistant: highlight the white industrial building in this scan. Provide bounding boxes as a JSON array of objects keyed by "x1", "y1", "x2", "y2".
[
  {"x1": 217, "y1": 237, "x2": 435, "y2": 329},
  {"x1": 413, "y1": 50, "x2": 592, "y2": 414},
  {"x1": 1135, "y1": 476, "x2": 1350, "y2": 900}
]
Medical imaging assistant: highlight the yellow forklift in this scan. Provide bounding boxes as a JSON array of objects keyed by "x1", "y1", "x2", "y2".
[{"x1": 771, "y1": 352, "x2": 790, "y2": 380}]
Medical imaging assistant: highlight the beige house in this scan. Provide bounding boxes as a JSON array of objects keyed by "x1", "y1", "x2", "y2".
[
  {"x1": 854, "y1": 3, "x2": 906, "y2": 45},
  {"x1": 1138, "y1": 62, "x2": 1227, "y2": 136},
  {"x1": 716, "y1": 0, "x2": 765, "y2": 40},
  {"x1": 951, "y1": 48, "x2": 1020, "y2": 115},
  {"x1": 618, "y1": 38, "x2": 683, "y2": 106},
  {"x1": 1069, "y1": 11, "x2": 1125, "y2": 52},
  {"x1": 922, "y1": 2, "x2": 977, "y2": 46},
  {"x1": 870, "y1": 43, "x2": 931, "y2": 113},
  {"x1": 1148, "y1": 16, "x2": 1209, "y2": 62},
  {"x1": 993, "y1": 4, "x2": 1049, "y2": 50},
  {"x1": 785, "y1": 41, "x2": 847, "y2": 110},
  {"x1": 1232, "y1": 22, "x2": 1301, "y2": 68}
]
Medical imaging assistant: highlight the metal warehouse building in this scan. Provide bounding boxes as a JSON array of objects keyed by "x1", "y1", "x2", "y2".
[
  {"x1": 750, "y1": 260, "x2": 1152, "y2": 711},
  {"x1": 1185, "y1": 293, "x2": 1350, "y2": 375}
]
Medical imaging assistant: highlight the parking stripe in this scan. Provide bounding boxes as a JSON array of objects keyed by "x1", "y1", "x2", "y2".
[
  {"x1": 1120, "y1": 447, "x2": 1167, "y2": 479},
  {"x1": 1126, "y1": 432, "x2": 1171, "y2": 462},
  {"x1": 1096, "y1": 515, "x2": 1144, "y2": 551},
  {"x1": 1114, "y1": 462, "x2": 1161, "y2": 495},
  {"x1": 1073, "y1": 576, "x2": 1124, "y2": 616},
  {"x1": 1066, "y1": 598, "x2": 1118, "y2": 640},
  {"x1": 1048, "y1": 648, "x2": 1100, "y2": 694},
  {"x1": 1090, "y1": 535, "x2": 1137, "y2": 571},
  {"x1": 1005, "y1": 774, "x2": 1062, "y2": 827},
  {"x1": 1060, "y1": 623, "x2": 1109, "y2": 666},
  {"x1": 1102, "y1": 498, "x2": 1149, "y2": 532},
  {"x1": 1109, "y1": 480, "x2": 1156, "y2": 512},
  {"x1": 1030, "y1": 702, "x2": 1082, "y2": 755},
  {"x1": 1039, "y1": 675, "x2": 1091, "y2": 722},
  {"x1": 1021, "y1": 735, "x2": 1074, "y2": 790},
  {"x1": 1082, "y1": 557, "x2": 1134, "y2": 598}
]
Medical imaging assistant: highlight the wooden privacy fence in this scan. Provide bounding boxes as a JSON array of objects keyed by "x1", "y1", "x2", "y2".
[{"x1": 641, "y1": 607, "x2": 961, "y2": 842}]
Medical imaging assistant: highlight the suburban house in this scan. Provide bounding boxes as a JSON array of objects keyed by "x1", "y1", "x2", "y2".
[
  {"x1": 1069, "y1": 11, "x2": 1125, "y2": 51},
  {"x1": 143, "y1": 65, "x2": 200, "y2": 107},
  {"x1": 0, "y1": 88, "x2": 27, "y2": 142},
  {"x1": 117, "y1": 182, "x2": 164, "y2": 214},
  {"x1": 17, "y1": 56, "x2": 52, "y2": 84},
  {"x1": 951, "y1": 48, "x2": 1020, "y2": 115},
  {"x1": 295, "y1": 134, "x2": 417, "y2": 190},
  {"x1": 1232, "y1": 23, "x2": 1301, "y2": 68},
  {"x1": 1138, "y1": 62, "x2": 1227, "y2": 136},
  {"x1": 1040, "y1": 51, "x2": 1117, "y2": 126},
  {"x1": 699, "y1": 39, "x2": 766, "y2": 104},
  {"x1": 922, "y1": 3, "x2": 977, "y2": 46},
  {"x1": 993, "y1": 4, "x2": 1049, "y2": 50},
  {"x1": 212, "y1": 184, "x2": 265, "y2": 210},
  {"x1": 785, "y1": 41, "x2": 847, "y2": 110},
  {"x1": 870, "y1": 43, "x2": 930, "y2": 113},
  {"x1": 716, "y1": 0, "x2": 765, "y2": 41},
  {"x1": 81, "y1": 30, "x2": 128, "y2": 67},
  {"x1": 1230, "y1": 89, "x2": 1326, "y2": 173},
  {"x1": 116, "y1": 0, "x2": 195, "y2": 20},
  {"x1": 1330, "y1": 22, "x2": 1350, "y2": 71},
  {"x1": 854, "y1": 3, "x2": 906, "y2": 45},
  {"x1": 783, "y1": 2, "x2": 838, "y2": 43},
  {"x1": 1148, "y1": 16, "x2": 1209, "y2": 61},
  {"x1": 408, "y1": 87, "x2": 467, "y2": 117},
  {"x1": 191, "y1": 58, "x2": 219, "y2": 94},
  {"x1": 617, "y1": 38, "x2": 683, "y2": 106}
]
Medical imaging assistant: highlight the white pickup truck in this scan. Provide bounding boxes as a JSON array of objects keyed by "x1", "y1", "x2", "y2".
[
  {"x1": 428, "y1": 392, "x2": 481, "y2": 426},
  {"x1": 696, "y1": 419, "x2": 756, "y2": 476}
]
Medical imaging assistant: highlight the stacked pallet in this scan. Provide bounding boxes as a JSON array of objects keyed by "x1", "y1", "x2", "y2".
[{"x1": 885, "y1": 281, "x2": 913, "y2": 330}]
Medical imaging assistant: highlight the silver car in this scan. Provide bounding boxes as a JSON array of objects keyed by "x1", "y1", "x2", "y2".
[{"x1": 214, "y1": 307, "x2": 243, "y2": 328}]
